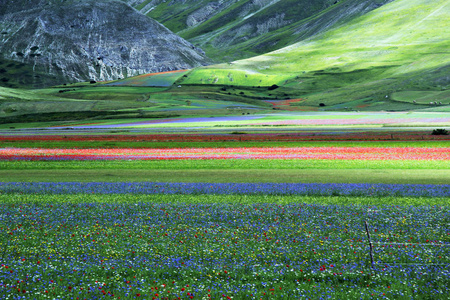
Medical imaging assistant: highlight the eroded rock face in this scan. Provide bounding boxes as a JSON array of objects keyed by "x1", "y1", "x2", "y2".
[
  {"x1": 186, "y1": 2, "x2": 224, "y2": 28},
  {"x1": 0, "y1": 0, "x2": 209, "y2": 82},
  {"x1": 125, "y1": 0, "x2": 394, "y2": 62}
]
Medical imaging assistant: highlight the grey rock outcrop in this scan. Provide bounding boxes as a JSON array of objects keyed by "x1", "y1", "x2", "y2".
[
  {"x1": 0, "y1": 0, "x2": 210, "y2": 82},
  {"x1": 186, "y1": 2, "x2": 224, "y2": 28}
]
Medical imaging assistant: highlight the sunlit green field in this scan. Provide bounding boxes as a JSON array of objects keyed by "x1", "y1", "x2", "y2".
[
  {"x1": 1, "y1": 140, "x2": 448, "y2": 149},
  {"x1": 0, "y1": 158, "x2": 449, "y2": 184}
]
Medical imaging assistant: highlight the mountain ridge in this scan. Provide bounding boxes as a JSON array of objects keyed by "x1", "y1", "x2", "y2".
[
  {"x1": 167, "y1": 0, "x2": 449, "y2": 109},
  {"x1": 0, "y1": 0, "x2": 210, "y2": 85},
  {"x1": 127, "y1": 0, "x2": 395, "y2": 61}
]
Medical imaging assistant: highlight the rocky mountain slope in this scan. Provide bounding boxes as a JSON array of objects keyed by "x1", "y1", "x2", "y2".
[
  {"x1": 0, "y1": 0, "x2": 209, "y2": 85},
  {"x1": 127, "y1": 0, "x2": 394, "y2": 61}
]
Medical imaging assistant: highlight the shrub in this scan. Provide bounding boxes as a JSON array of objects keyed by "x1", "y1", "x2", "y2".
[{"x1": 431, "y1": 129, "x2": 449, "y2": 135}]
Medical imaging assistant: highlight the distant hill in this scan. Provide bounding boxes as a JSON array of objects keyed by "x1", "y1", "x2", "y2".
[
  {"x1": 127, "y1": 0, "x2": 394, "y2": 62},
  {"x1": 0, "y1": 0, "x2": 210, "y2": 86}
]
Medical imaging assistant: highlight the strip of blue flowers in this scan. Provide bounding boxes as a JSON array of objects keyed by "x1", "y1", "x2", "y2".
[{"x1": 0, "y1": 182, "x2": 449, "y2": 197}]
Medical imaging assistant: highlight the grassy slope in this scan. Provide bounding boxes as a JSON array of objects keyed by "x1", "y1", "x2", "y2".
[
  {"x1": 178, "y1": 0, "x2": 450, "y2": 109},
  {"x1": 134, "y1": 0, "x2": 231, "y2": 33},
  {"x1": 106, "y1": 70, "x2": 189, "y2": 87},
  {"x1": 0, "y1": 58, "x2": 62, "y2": 89},
  {"x1": 140, "y1": 0, "x2": 393, "y2": 63},
  {"x1": 0, "y1": 85, "x2": 166, "y2": 123},
  {"x1": 0, "y1": 83, "x2": 271, "y2": 125},
  {"x1": 186, "y1": 0, "x2": 391, "y2": 62}
]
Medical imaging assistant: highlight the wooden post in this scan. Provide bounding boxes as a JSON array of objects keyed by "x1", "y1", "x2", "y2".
[{"x1": 364, "y1": 221, "x2": 375, "y2": 269}]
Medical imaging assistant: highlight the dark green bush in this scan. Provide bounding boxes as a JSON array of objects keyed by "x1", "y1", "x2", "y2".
[{"x1": 431, "y1": 129, "x2": 449, "y2": 135}]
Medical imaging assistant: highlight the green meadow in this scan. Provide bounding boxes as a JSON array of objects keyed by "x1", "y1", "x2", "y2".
[
  {"x1": 2, "y1": 158, "x2": 449, "y2": 184},
  {"x1": 1, "y1": 193, "x2": 448, "y2": 207},
  {"x1": 2, "y1": 168, "x2": 449, "y2": 185},
  {"x1": 2, "y1": 140, "x2": 448, "y2": 149}
]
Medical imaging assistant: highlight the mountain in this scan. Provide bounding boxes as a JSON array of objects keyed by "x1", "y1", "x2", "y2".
[
  {"x1": 0, "y1": 0, "x2": 396, "y2": 87},
  {"x1": 0, "y1": 0, "x2": 209, "y2": 85},
  {"x1": 0, "y1": 0, "x2": 448, "y2": 122},
  {"x1": 169, "y1": 0, "x2": 450, "y2": 109},
  {"x1": 127, "y1": 0, "x2": 395, "y2": 62}
]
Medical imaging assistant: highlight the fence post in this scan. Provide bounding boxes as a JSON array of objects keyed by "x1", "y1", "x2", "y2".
[{"x1": 364, "y1": 220, "x2": 375, "y2": 269}]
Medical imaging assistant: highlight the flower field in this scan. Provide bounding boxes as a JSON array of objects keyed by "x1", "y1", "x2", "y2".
[
  {"x1": 1, "y1": 146, "x2": 449, "y2": 161},
  {"x1": 0, "y1": 140, "x2": 449, "y2": 299},
  {"x1": 0, "y1": 194, "x2": 449, "y2": 299},
  {"x1": 39, "y1": 112, "x2": 449, "y2": 129},
  {"x1": 1, "y1": 182, "x2": 449, "y2": 198},
  {"x1": 1, "y1": 132, "x2": 449, "y2": 146}
]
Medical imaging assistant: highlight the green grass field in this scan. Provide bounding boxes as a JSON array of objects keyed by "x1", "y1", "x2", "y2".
[
  {"x1": 2, "y1": 168, "x2": 448, "y2": 184},
  {"x1": 2, "y1": 158, "x2": 448, "y2": 170},
  {"x1": 2, "y1": 110, "x2": 448, "y2": 130},
  {"x1": 1, "y1": 193, "x2": 448, "y2": 207},
  {"x1": 391, "y1": 90, "x2": 450, "y2": 104},
  {"x1": 1, "y1": 140, "x2": 448, "y2": 149},
  {"x1": 2, "y1": 158, "x2": 449, "y2": 184}
]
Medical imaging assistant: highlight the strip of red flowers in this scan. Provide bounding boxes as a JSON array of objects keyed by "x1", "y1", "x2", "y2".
[{"x1": 1, "y1": 147, "x2": 449, "y2": 160}]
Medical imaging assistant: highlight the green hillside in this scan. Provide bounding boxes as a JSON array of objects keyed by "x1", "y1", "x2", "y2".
[
  {"x1": 173, "y1": 0, "x2": 450, "y2": 109},
  {"x1": 138, "y1": 0, "x2": 394, "y2": 62},
  {"x1": 0, "y1": 58, "x2": 61, "y2": 88}
]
